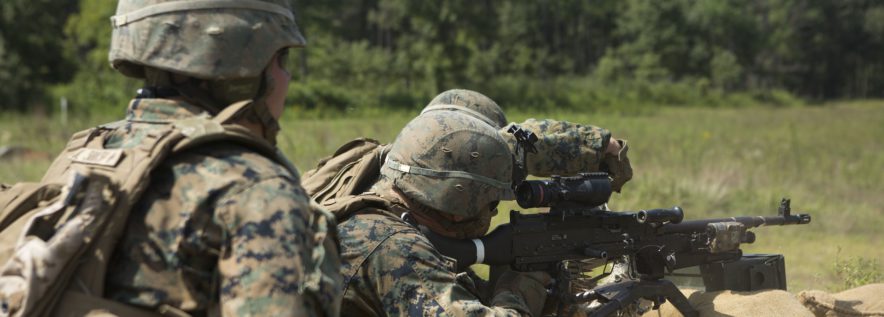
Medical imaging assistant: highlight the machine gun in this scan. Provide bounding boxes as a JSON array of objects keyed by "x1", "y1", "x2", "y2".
[{"x1": 422, "y1": 172, "x2": 811, "y2": 316}]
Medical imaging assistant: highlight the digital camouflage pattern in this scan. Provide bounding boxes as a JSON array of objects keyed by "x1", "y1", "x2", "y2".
[
  {"x1": 424, "y1": 89, "x2": 509, "y2": 128},
  {"x1": 103, "y1": 98, "x2": 342, "y2": 316},
  {"x1": 502, "y1": 119, "x2": 613, "y2": 177},
  {"x1": 303, "y1": 118, "x2": 628, "y2": 219},
  {"x1": 421, "y1": 89, "x2": 618, "y2": 179},
  {"x1": 420, "y1": 89, "x2": 629, "y2": 189},
  {"x1": 337, "y1": 208, "x2": 535, "y2": 317},
  {"x1": 331, "y1": 111, "x2": 548, "y2": 316},
  {"x1": 381, "y1": 112, "x2": 513, "y2": 219},
  {"x1": 109, "y1": 0, "x2": 305, "y2": 80},
  {"x1": 420, "y1": 89, "x2": 628, "y2": 188}
]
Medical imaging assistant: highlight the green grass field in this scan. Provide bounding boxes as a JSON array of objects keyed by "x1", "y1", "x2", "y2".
[{"x1": 2, "y1": 100, "x2": 882, "y2": 292}]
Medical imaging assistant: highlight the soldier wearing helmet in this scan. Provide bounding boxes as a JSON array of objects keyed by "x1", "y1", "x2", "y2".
[
  {"x1": 304, "y1": 89, "x2": 630, "y2": 201},
  {"x1": 332, "y1": 111, "x2": 551, "y2": 316},
  {"x1": 422, "y1": 89, "x2": 632, "y2": 191},
  {"x1": 61, "y1": 1, "x2": 341, "y2": 316},
  {"x1": 300, "y1": 89, "x2": 630, "y2": 315}
]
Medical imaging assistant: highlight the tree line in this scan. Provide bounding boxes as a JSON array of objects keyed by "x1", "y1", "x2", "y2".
[{"x1": 1, "y1": 0, "x2": 882, "y2": 114}]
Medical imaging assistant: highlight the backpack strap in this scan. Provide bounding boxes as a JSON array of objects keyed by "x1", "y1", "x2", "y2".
[
  {"x1": 0, "y1": 183, "x2": 58, "y2": 232},
  {"x1": 171, "y1": 100, "x2": 297, "y2": 175},
  {"x1": 53, "y1": 290, "x2": 164, "y2": 317},
  {"x1": 73, "y1": 101, "x2": 289, "y2": 296}
]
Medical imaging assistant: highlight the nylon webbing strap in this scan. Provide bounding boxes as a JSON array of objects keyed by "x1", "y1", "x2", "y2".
[
  {"x1": 383, "y1": 158, "x2": 510, "y2": 189},
  {"x1": 111, "y1": 0, "x2": 294, "y2": 27},
  {"x1": 420, "y1": 104, "x2": 498, "y2": 127},
  {"x1": 214, "y1": 99, "x2": 252, "y2": 124},
  {"x1": 472, "y1": 239, "x2": 485, "y2": 264}
]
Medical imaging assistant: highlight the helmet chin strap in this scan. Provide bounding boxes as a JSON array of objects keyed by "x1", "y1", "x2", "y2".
[
  {"x1": 245, "y1": 67, "x2": 282, "y2": 146},
  {"x1": 140, "y1": 60, "x2": 282, "y2": 146},
  {"x1": 172, "y1": 78, "x2": 226, "y2": 115},
  {"x1": 407, "y1": 203, "x2": 493, "y2": 239},
  {"x1": 142, "y1": 68, "x2": 225, "y2": 114},
  {"x1": 195, "y1": 68, "x2": 282, "y2": 146},
  {"x1": 382, "y1": 183, "x2": 492, "y2": 239}
]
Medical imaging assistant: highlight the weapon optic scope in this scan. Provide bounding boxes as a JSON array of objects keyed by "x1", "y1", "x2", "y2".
[{"x1": 516, "y1": 172, "x2": 612, "y2": 208}]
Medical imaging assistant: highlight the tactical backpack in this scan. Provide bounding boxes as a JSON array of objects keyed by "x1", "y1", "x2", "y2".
[
  {"x1": 0, "y1": 101, "x2": 291, "y2": 317},
  {"x1": 301, "y1": 138, "x2": 388, "y2": 221}
]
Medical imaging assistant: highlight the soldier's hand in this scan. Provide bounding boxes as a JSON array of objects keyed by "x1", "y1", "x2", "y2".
[
  {"x1": 604, "y1": 138, "x2": 621, "y2": 155},
  {"x1": 493, "y1": 271, "x2": 552, "y2": 316},
  {"x1": 455, "y1": 268, "x2": 491, "y2": 303},
  {"x1": 603, "y1": 139, "x2": 633, "y2": 192}
]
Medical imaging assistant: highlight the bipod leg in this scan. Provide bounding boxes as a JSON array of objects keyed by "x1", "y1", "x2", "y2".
[
  {"x1": 584, "y1": 279, "x2": 698, "y2": 317},
  {"x1": 585, "y1": 280, "x2": 642, "y2": 317},
  {"x1": 657, "y1": 279, "x2": 697, "y2": 317}
]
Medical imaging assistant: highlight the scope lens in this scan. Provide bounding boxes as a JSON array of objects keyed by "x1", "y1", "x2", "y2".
[{"x1": 516, "y1": 180, "x2": 550, "y2": 208}]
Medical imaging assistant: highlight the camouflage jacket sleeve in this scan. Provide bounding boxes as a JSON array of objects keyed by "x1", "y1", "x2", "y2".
[
  {"x1": 360, "y1": 228, "x2": 531, "y2": 316},
  {"x1": 214, "y1": 176, "x2": 342, "y2": 317},
  {"x1": 501, "y1": 119, "x2": 612, "y2": 177}
]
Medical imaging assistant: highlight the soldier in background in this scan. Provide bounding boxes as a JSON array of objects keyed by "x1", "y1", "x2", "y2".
[
  {"x1": 305, "y1": 89, "x2": 632, "y2": 211},
  {"x1": 301, "y1": 89, "x2": 632, "y2": 315},
  {"x1": 89, "y1": 0, "x2": 341, "y2": 316},
  {"x1": 421, "y1": 89, "x2": 631, "y2": 190}
]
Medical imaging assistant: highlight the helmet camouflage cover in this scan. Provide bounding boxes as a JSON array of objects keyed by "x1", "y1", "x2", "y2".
[
  {"x1": 422, "y1": 89, "x2": 508, "y2": 128},
  {"x1": 382, "y1": 111, "x2": 514, "y2": 218},
  {"x1": 109, "y1": 0, "x2": 305, "y2": 80}
]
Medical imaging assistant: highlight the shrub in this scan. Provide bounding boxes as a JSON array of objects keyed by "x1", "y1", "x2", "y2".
[{"x1": 833, "y1": 247, "x2": 882, "y2": 290}]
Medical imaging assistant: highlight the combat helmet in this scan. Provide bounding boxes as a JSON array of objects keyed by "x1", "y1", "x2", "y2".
[
  {"x1": 108, "y1": 0, "x2": 305, "y2": 143},
  {"x1": 381, "y1": 111, "x2": 514, "y2": 237},
  {"x1": 422, "y1": 89, "x2": 508, "y2": 128},
  {"x1": 109, "y1": 0, "x2": 303, "y2": 80}
]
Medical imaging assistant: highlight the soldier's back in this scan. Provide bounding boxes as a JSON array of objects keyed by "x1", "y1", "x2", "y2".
[{"x1": 102, "y1": 100, "x2": 341, "y2": 316}]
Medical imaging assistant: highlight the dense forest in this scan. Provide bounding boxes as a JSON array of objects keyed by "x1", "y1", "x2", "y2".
[{"x1": 1, "y1": 0, "x2": 882, "y2": 114}]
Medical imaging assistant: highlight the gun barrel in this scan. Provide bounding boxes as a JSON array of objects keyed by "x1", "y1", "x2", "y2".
[{"x1": 661, "y1": 213, "x2": 811, "y2": 234}]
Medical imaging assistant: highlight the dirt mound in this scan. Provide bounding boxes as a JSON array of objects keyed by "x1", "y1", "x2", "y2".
[
  {"x1": 799, "y1": 284, "x2": 884, "y2": 317},
  {"x1": 643, "y1": 288, "x2": 813, "y2": 317}
]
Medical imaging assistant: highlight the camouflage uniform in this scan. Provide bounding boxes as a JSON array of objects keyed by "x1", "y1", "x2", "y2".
[
  {"x1": 303, "y1": 90, "x2": 624, "y2": 316},
  {"x1": 338, "y1": 208, "x2": 534, "y2": 317},
  {"x1": 422, "y1": 89, "x2": 621, "y2": 181},
  {"x1": 93, "y1": 1, "x2": 343, "y2": 315},
  {"x1": 302, "y1": 119, "x2": 618, "y2": 217},
  {"x1": 329, "y1": 112, "x2": 548, "y2": 317},
  {"x1": 102, "y1": 98, "x2": 341, "y2": 316},
  {"x1": 501, "y1": 119, "x2": 612, "y2": 177}
]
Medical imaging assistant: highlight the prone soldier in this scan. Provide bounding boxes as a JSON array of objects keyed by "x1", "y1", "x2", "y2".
[
  {"x1": 302, "y1": 89, "x2": 634, "y2": 316},
  {"x1": 304, "y1": 89, "x2": 633, "y2": 210},
  {"x1": 333, "y1": 111, "x2": 551, "y2": 316}
]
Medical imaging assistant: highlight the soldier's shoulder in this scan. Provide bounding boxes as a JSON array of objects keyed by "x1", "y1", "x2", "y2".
[
  {"x1": 339, "y1": 213, "x2": 419, "y2": 245},
  {"x1": 338, "y1": 213, "x2": 424, "y2": 260},
  {"x1": 167, "y1": 142, "x2": 298, "y2": 185},
  {"x1": 341, "y1": 213, "x2": 442, "y2": 258},
  {"x1": 358, "y1": 218, "x2": 457, "y2": 276},
  {"x1": 147, "y1": 141, "x2": 308, "y2": 214}
]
